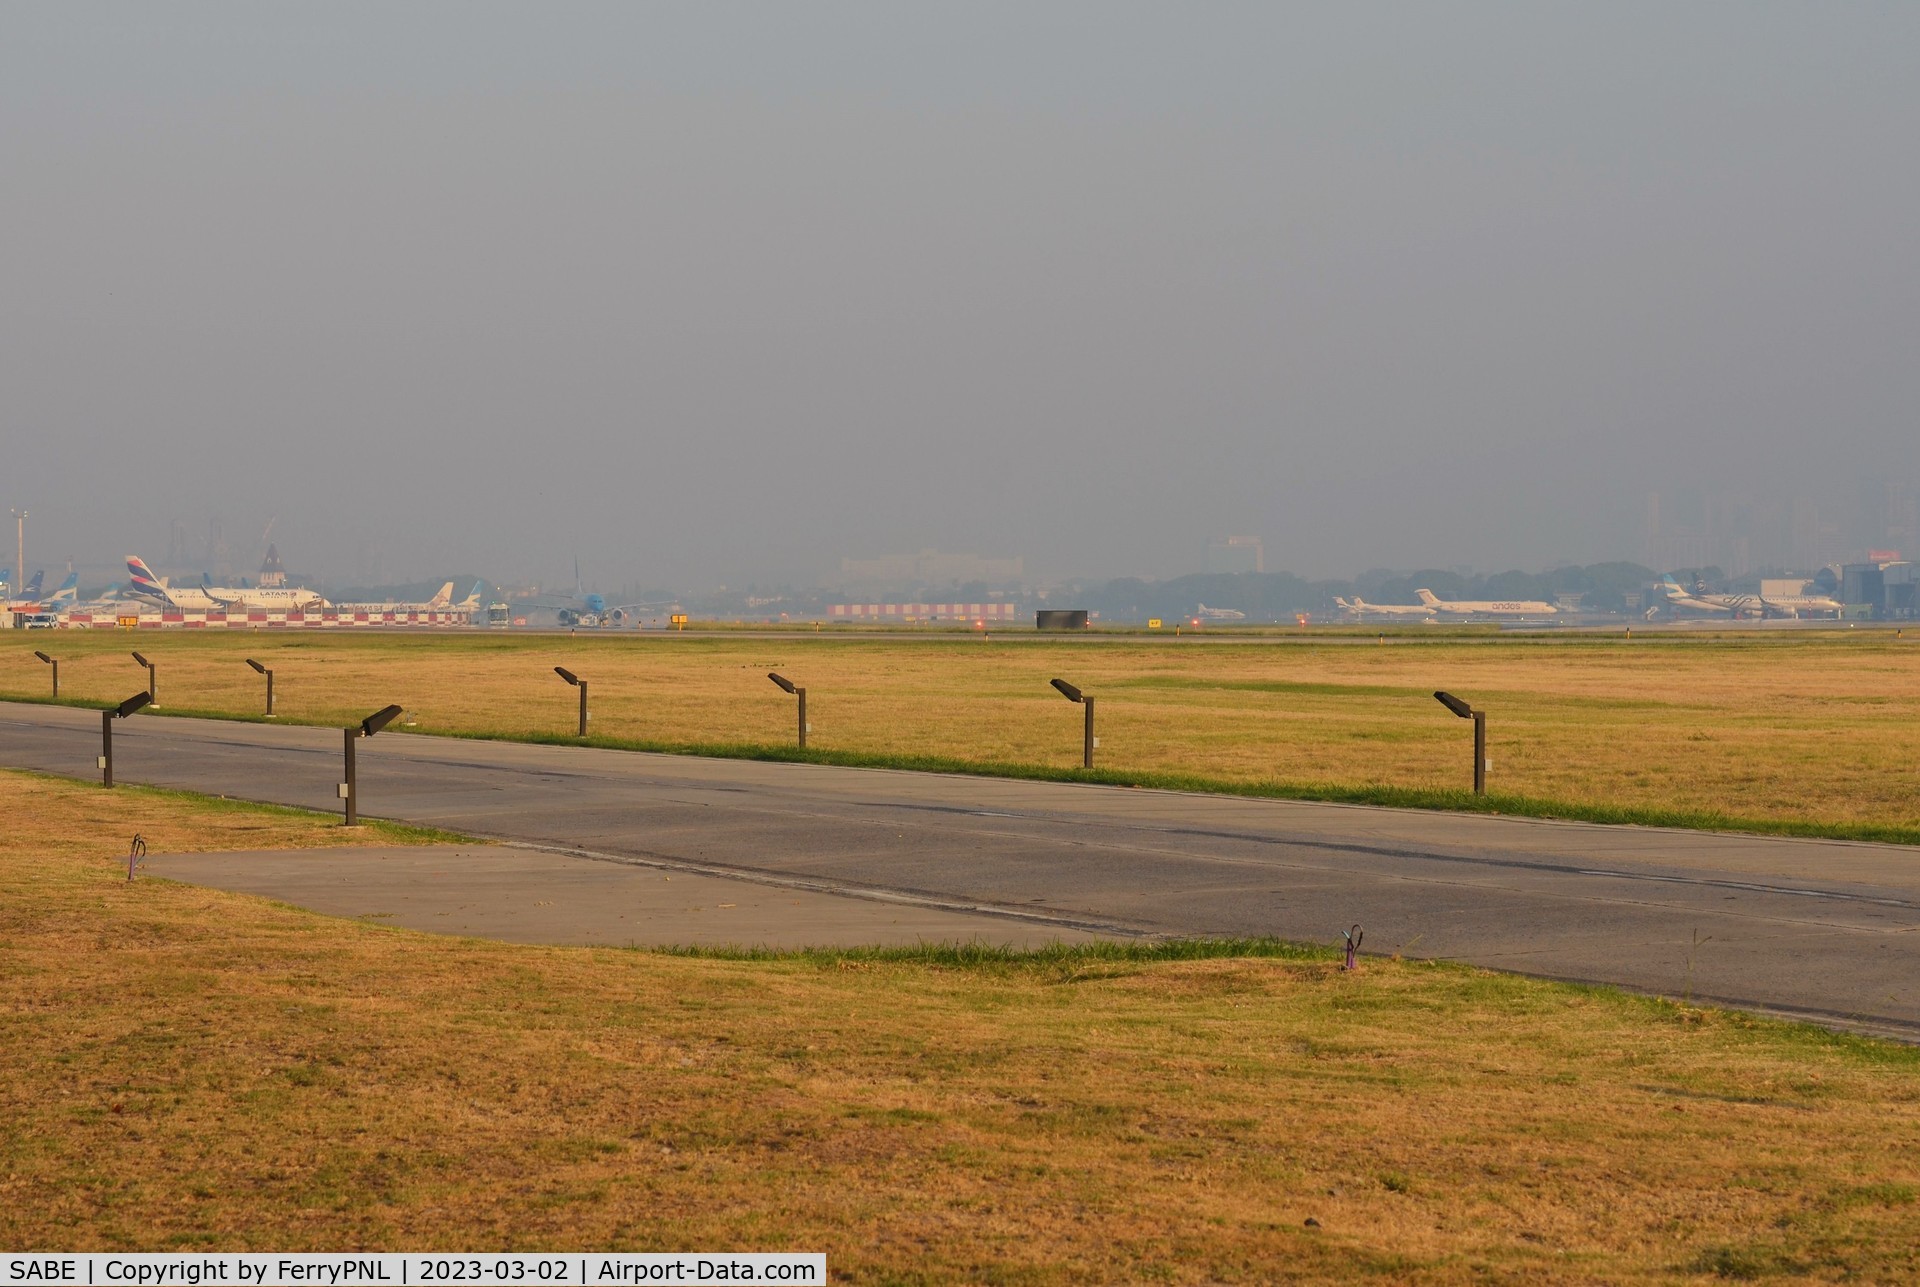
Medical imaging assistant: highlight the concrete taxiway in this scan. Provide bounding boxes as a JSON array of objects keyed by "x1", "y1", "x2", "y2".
[
  {"x1": 144, "y1": 844, "x2": 1109, "y2": 949},
  {"x1": 3, "y1": 700, "x2": 1915, "y2": 1037}
]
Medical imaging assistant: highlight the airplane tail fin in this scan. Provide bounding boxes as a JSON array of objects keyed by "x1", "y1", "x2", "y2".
[
  {"x1": 127, "y1": 556, "x2": 174, "y2": 605},
  {"x1": 25, "y1": 571, "x2": 43, "y2": 597},
  {"x1": 427, "y1": 581, "x2": 454, "y2": 609},
  {"x1": 458, "y1": 581, "x2": 484, "y2": 609},
  {"x1": 47, "y1": 573, "x2": 78, "y2": 605},
  {"x1": 1415, "y1": 588, "x2": 1441, "y2": 606}
]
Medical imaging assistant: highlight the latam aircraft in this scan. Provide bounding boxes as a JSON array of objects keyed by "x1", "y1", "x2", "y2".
[
  {"x1": 1414, "y1": 588, "x2": 1558, "y2": 617},
  {"x1": 126, "y1": 556, "x2": 330, "y2": 611},
  {"x1": 1335, "y1": 596, "x2": 1435, "y2": 619}
]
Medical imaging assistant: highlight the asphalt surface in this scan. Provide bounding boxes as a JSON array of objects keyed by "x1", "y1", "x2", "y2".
[
  {"x1": 145, "y1": 845, "x2": 1109, "y2": 949},
  {"x1": 4, "y1": 700, "x2": 1917, "y2": 1038}
]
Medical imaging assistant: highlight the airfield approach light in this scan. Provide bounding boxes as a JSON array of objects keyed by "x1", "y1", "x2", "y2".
[
  {"x1": 361, "y1": 705, "x2": 404, "y2": 738},
  {"x1": 554, "y1": 666, "x2": 588, "y2": 737},
  {"x1": 131, "y1": 650, "x2": 156, "y2": 706},
  {"x1": 1432, "y1": 690, "x2": 1487, "y2": 795},
  {"x1": 99, "y1": 690, "x2": 153, "y2": 788},
  {"x1": 767, "y1": 673, "x2": 808, "y2": 748},
  {"x1": 33, "y1": 649, "x2": 57, "y2": 698},
  {"x1": 245, "y1": 658, "x2": 274, "y2": 716},
  {"x1": 341, "y1": 705, "x2": 406, "y2": 826},
  {"x1": 1051, "y1": 678, "x2": 1096, "y2": 769}
]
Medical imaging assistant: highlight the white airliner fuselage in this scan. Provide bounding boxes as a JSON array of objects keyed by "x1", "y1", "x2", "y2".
[
  {"x1": 1660, "y1": 577, "x2": 1841, "y2": 619},
  {"x1": 1336, "y1": 596, "x2": 1435, "y2": 618},
  {"x1": 1414, "y1": 589, "x2": 1557, "y2": 617},
  {"x1": 126, "y1": 556, "x2": 330, "y2": 612}
]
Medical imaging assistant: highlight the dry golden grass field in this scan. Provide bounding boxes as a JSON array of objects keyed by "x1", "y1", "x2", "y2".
[
  {"x1": 3, "y1": 770, "x2": 1919, "y2": 1281},
  {"x1": 4, "y1": 628, "x2": 1919, "y2": 835}
]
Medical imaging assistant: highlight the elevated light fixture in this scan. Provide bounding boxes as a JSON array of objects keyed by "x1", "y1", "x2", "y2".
[
  {"x1": 33, "y1": 649, "x2": 57, "y2": 699},
  {"x1": 100, "y1": 690, "x2": 153, "y2": 788},
  {"x1": 767, "y1": 672, "x2": 807, "y2": 749},
  {"x1": 1432, "y1": 690, "x2": 1487, "y2": 795},
  {"x1": 554, "y1": 666, "x2": 588, "y2": 737},
  {"x1": 1050, "y1": 678, "x2": 1096, "y2": 769},
  {"x1": 245, "y1": 658, "x2": 274, "y2": 716},
  {"x1": 131, "y1": 650, "x2": 156, "y2": 706},
  {"x1": 342, "y1": 704, "x2": 406, "y2": 825}
]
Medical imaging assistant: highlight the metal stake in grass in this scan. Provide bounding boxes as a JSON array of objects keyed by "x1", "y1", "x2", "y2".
[
  {"x1": 342, "y1": 704, "x2": 404, "y2": 826},
  {"x1": 245, "y1": 657, "x2": 274, "y2": 716},
  {"x1": 1433, "y1": 690, "x2": 1486, "y2": 795},
  {"x1": 101, "y1": 691, "x2": 152, "y2": 788},
  {"x1": 768, "y1": 672, "x2": 807, "y2": 748},
  {"x1": 554, "y1": 666, "x2": 588, "y2": 737},
  {"x1": 1341, "y1": 924, "x2": 1363, "y2": 970},
  {"x1": 1050, "y1": 678, "x2": 1095, "y2": 769},
  {"x1": 126, "y1": 833, "x2": 146, "y2": 882},
  {"x1": 131, "y1": 650, "x2": 157, "y2": 707}
]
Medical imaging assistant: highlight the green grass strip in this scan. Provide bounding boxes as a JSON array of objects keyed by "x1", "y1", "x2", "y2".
[{"x1": 650, "y1": 936, "x2": 1333, "y2": 969}]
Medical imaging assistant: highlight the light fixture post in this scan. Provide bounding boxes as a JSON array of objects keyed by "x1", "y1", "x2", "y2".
[
  {"x1": 343, "y1": 727, "x2": 357, "y2": 825},
  {"x1": 34, "y1": 650, "x2": 56, "y2": 699},
  {"x1": 1050, "y1": 678, "x2": 1094, "y2": 769},
  {"x1": 247, "y1": 659, "x2": 274, "y2": 716},
  {"x1": 1473, "y1": 710, "x2": 1486, "y2": 796},
  {"x1": 101, "y1": 691, "x2": 151, "y2": 788},
  {"x1": 342, "y1": 705, "x2": 404, "y2": 826},
  {"x1": 555, "y1": 667, "x2": 588, "y2": 737},
  {"x1": 131, "y1": 651, "x2": 156, "y2": 707},
  {"x1": 1433, "y1": 691, "x2": 1487, "y2": 796},
  {"x1": 767, "y1": 672, "x2": 807, "y2": 748}
]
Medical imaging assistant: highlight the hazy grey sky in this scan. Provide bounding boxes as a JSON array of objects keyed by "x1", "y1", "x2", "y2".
[{"x1": 5, "y1": 3, "x2": 1917, "y2": 587}]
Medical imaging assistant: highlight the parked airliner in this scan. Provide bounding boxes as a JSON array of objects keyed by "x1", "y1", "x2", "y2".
[{"x1": 127, "y1": 556, "x2": 330, "y2": 611}]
